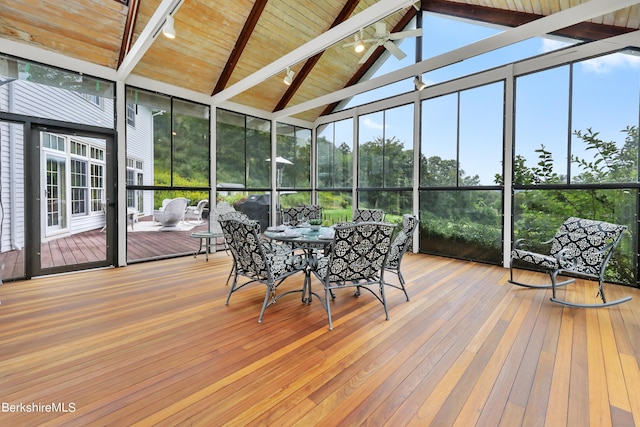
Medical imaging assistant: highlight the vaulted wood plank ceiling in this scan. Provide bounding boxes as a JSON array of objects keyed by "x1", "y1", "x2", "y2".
[{"x1": 0, "y1": 0, "x2": 639, "y2": 123}]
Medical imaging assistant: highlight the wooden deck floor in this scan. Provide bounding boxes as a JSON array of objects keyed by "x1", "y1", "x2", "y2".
[
  {"x1": 0, "y1": 219, "x2": 223, "y2": 281},
  {"x1": 1, "y1": 253, "x2": 639, "y2": 425}
]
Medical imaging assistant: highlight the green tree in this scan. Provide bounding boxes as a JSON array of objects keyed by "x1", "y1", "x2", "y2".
[{"x1": 510, "y1": 126, "x2": 638, "y2": 285}]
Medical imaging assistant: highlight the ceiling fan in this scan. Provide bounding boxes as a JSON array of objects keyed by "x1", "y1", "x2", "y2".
[{"x1": 343, "y1": 22, "x2": 422, "y2": 64}]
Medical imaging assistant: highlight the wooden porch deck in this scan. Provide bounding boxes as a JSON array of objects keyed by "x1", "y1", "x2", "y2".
[
  {"x1": 0, "y1": 218, "x2": 225, "y2": 281},
  {"x1": 0, "y1": 253, "x2": 639, "y2": 425}
]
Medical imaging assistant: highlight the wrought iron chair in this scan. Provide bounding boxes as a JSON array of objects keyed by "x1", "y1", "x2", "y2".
[
  {"x1": 509, "y1": 216, "x2": 631, "y2": 308},
  {"x1": 353, "y1": 208, "x2": 385, "y2": 222},
  {"x1": 281, "y1": 205, "x2": 322, "y2": 226},
  {"x1": 220, "y1": 216, "x2": 305, "y2": 323},
  {"x1": 219, "y1": 210, "x2": 247, "y2": 221},
  {"x1": 218, "y1": 210, "x2": 289, "y2": 284},
  {"x1": 219, "y1": 210, "x2": 287, "y2": 281},
  {"x1": 311, "y1": 221, "x2": 396, "y2": 330},
  {"x1": 384, "y1": 214, "x2": 418, "y2": 301}
]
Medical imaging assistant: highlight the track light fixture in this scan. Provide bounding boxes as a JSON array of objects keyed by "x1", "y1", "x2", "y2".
[
  {"x1": 162, "y1": 15, "x2": 176, "y2": 39},
  {"x1": 283, "y1": 67, "x2": 294, "y2": 86},
  {"x1": 414, "y1": 76, "x2": 426, "y2": 91}
]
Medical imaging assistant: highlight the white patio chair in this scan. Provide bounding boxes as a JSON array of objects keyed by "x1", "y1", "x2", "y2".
[
  {"x1": 153, "y1": 197, "x2": 188, "y2": 229},
  {"x1": 185, "y1": 199, "x2": 208, "y2": 224}
]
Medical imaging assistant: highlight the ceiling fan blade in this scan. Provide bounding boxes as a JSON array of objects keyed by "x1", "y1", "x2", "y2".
[
  {"x1": 388, "y1": 28, "x2": 423, "y2": 40},
  {"x1": 383, "y1": 40, "x2": 406, "y2": 61},
  {"x1": 358, "y1": 44, "x2": 378, "y2": 64}
]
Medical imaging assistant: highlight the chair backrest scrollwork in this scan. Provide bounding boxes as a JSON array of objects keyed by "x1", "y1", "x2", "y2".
[
  {"x1": 219, "y1": 217, "x2": 269, "y2": 279},
  {"x1": 322, "y1": 222, "x2": 395, "y2": 283},
  {"x1": 281, "y1": 205, "x2": 322, "y2": 226},
  {"x1": 550, "y1": 217, "x2": 627, "y2": 276},
  {"x1": 353, "y1": 208, "x2": 385, "y2": 222}
]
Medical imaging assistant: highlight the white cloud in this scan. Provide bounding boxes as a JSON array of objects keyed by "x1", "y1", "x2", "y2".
[
  {"x1": 539, "y1": 38, "x2": 640, "y2": 74},
  {"x1": 580, "y1": 52, "x2": 640, "y2": 74},
  {"x1": 361, "y1": 117, "x2": 384, "y2": 131},
  {"x1": 539, "y1": 38, "x2": 572, "y2": 54}
]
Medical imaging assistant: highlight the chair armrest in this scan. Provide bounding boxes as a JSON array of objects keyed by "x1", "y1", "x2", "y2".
[
  {"x1": 555, "y1": 247, "x2": 577, "y2": 270},
  {"x1": 512, "y1": 237, "x2": 554, "y2": 251},
  {"x1": 512, "y1": 238, "x2": 527, "y2": 250}
]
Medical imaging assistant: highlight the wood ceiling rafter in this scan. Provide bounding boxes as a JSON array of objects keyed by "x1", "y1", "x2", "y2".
[
  {"x1": 321, "y1": 7, "x2": 417, "y2": 117},
  {"x1": 212, "y1": 0, "x2": 269, "y2": 95},
  {"x1": 320, "y1": 0, "x2": 636, "y2": 117},
  {"x1": 272, "y1": 0, "x2": 361, "y2": 113},
  {"x1": 117, "y1": 0, "x2": 140, "y2": 68},
  {"x1": 423, "y1": 0, "x2": 636, "y2": 41}
]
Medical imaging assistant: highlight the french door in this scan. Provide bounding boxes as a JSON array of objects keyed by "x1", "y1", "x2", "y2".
[
  {"x1": 29, "y1": 125, "x2": 116, "y2": 277},
  {"x1": 44, "y1": 153, "x2": 67, "y2": 237}
]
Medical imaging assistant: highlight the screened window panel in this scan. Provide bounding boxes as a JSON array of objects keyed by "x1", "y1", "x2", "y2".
[
  {"x1": 459, "y1": 82, "x2": 504, "y2": 186},
  {"x1": 571, "y1": 52, "x2": 640, "y2": 184},
  {"x1": 514, "y1": 66, "x2": 570, "y2": 185},
  {"x1": 421, "y1": 94, "x2": 458, "y2": 187}
]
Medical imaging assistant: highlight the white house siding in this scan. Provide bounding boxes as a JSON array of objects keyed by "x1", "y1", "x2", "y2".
[
  {"x1": 0, "y1": 85, "x2": 25, "y2": 252},
  {"x1": 0, "y1": 77, "x2": 155, "y2": 247},
  {"x1": 14, "y1": 81, "x2": 115, "y2": 240},
  {"x1": 0, "y1": 79, "x2": 156, "y2": 246},
  {"x1": 12, "y1": 80, "x2": 114, "y2": 129},
  {"x1": 125, "y1": 104, "x2": 154, "y2": 217}
]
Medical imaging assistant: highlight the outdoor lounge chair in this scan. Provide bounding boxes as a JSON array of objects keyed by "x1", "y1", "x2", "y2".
[
  {"x1": 185, "y1": 199, "x2": 208, "y2": 224},
  {"x1": 153, "y1": 197, "x2": 188, "y2": 229},
  {"x1": 509, "y1": 216, "x2": 631, "y2": 308}
]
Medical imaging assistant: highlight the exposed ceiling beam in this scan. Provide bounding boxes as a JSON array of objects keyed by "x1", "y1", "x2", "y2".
[
  {"x1": 212, "y1": 0, "x2": 269, "y2": 95},
  {"x1": 424, "y1": 0, "x2": 636, "y2": 41},
  {"x1": 277, "y1": 0, "x2": 640, "y2": 119},
  {"x1": 272, "y1": 0, "x2": 362, "y2": 112},
  {"x1": 117, "y1": 0, "x2": 184, "y2": 79},
  {"x1": 211, "y1": 0, "x2": 418, "y2": 104},
  {"x1": 117, "y1": 0, "x2": 141, "y2": 68}
]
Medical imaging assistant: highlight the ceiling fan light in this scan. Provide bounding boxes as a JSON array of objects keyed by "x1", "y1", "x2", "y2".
[
  {"x1": 162, "y1": 15, "x2": 176, "y2": 39},
  {"x1": 354, "y1": 34, "x2": 365, "y2": 53},
  {"x1": 414, "y1": 76, "x2": 426, "y2": 91},
  {"x1": 283, "y1": 67, "x2": 294, "y2": 85}
]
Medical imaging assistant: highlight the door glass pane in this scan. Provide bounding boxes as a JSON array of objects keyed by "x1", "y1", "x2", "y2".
[
  {"x1": 45, "y1": 155, "x2": 67, "y2": 232},
  {"x1": 40, "y1": 131, "x2": 108, "y2": 270}
]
